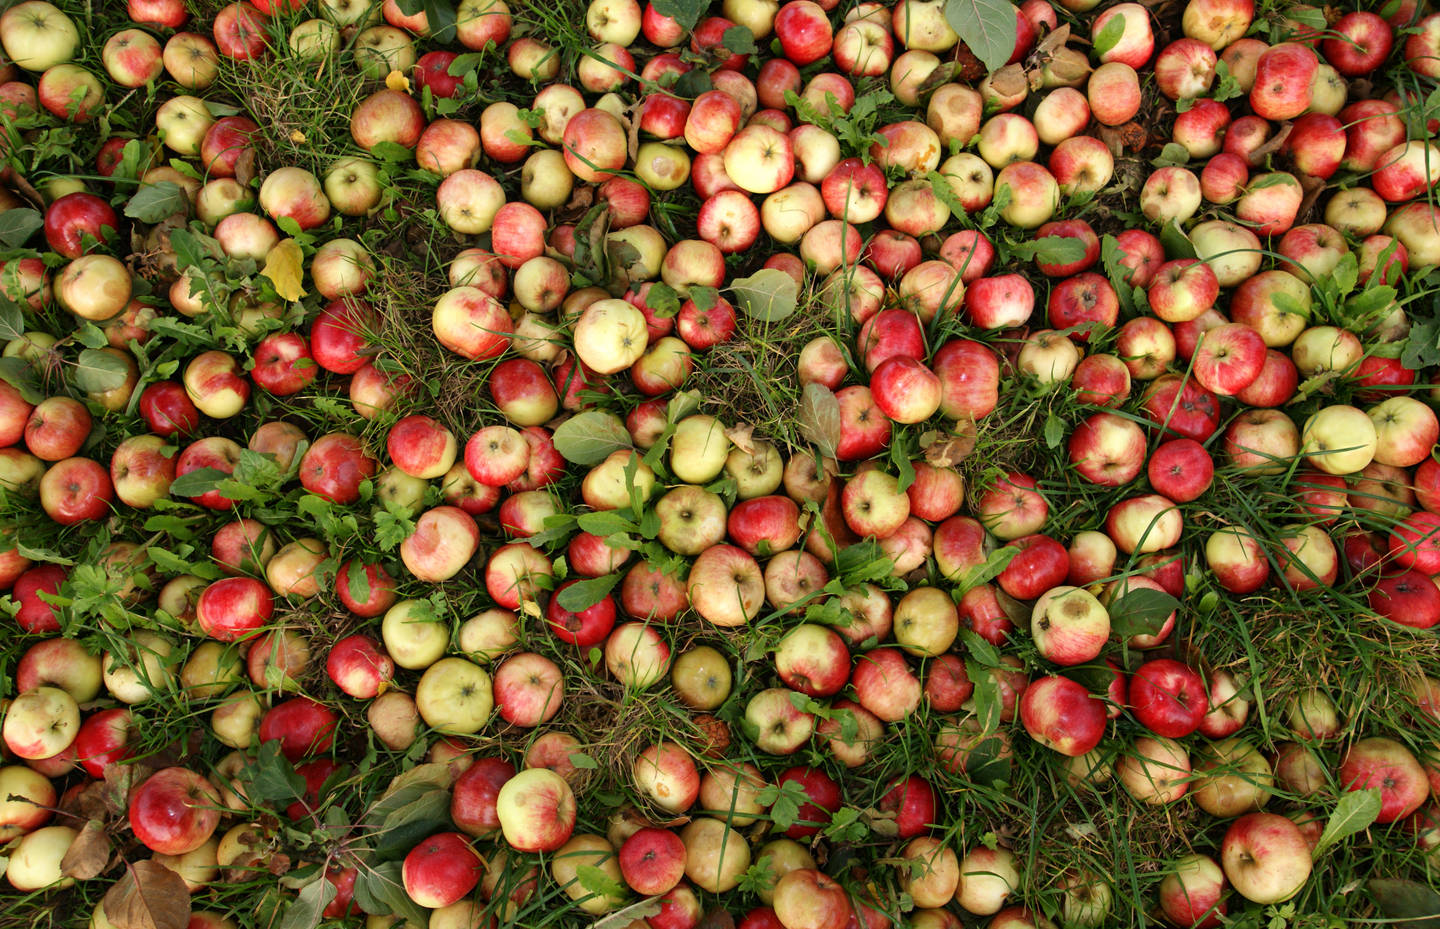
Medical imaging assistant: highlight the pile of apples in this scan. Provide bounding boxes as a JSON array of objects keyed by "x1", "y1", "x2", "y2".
[{"x1": 1, "y1": 0, "x2": 1440, "y2": 925}]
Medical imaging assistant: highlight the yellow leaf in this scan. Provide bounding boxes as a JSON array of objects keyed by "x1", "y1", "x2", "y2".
[
  {"x1": 385, "y1": 70, "x2": 411, "y2": 93},
  {"x1": 262, "y1": 239, "x2": 307, "y2": 302},
  {"x1": 288, "y1": 129, "x2": 307, "y2": 143}
]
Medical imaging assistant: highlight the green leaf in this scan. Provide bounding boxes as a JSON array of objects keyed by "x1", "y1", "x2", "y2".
[
  {"x1": 1313, "y1": 789, "x2": 1382, "y2": 857},
  {"x1": 721, "y1": 25, "x2": 756, "y2": 55},
  {"x1": 425, "y1": 0, "x2": 457, "y2": 43},
  {"x1": 967, "y1": 659, "x2": 1003, "y2": 732},
  {"x1": 1043, "y1": 412, "x2": 1065, "y2": 449},
  {"x1": 942, "y1": 0, "x2": 1017, "y2": 74},
  {"x1": 75, "y1": 323, "x2": 108, "y2": 349},
  {"x1": 798, "y1": 383, "x2": 841, "y2": 459},
  {"x1": 1012, "y1": 236, "x2": 1086, "y2": 266},
  {"x1": 1107, "y1": 587, "x2": 1179, "y2": 639},
  {"x1": 369, "y1": 141, "x2": 414, "y2": 163},
  {"x1": 1150, "y1": 142, "x2": 1191, "y2": 168},
  {"x1": 0, "y1": 357, "x2": 41, "y2": 403},
  {"x1": 363, "y1": 765, "x2": 454, "y2": 862},
  {"x1": 1370, "y1": 880, "x2": 1440, "y2": 927},
  {"x1": 553, "y1": 411, "x2": 632, "y2": 466},
  {"x1": 345, "y1": 561, "x2": 372, "y2": 606},
  {"x1": 948, "y1": 544, "x2": 1018, "y2": 593},
  {"x1": 650, "y1": 0, "x2": 708, "y2": 31},
  {"x1": 575, "y1": 864, "x2": 628, "y2": 902},
  {"x1": 353, "y1": 861, "x2": 432, "y2": 925},
  {"x1": 124, "y1": 182, "x2": 189, "y2": 224},
  {"x1": 279, "y1": 872, "x2": 336, "y2": 929},
  {"x1": 556, "y1": 573, "x2": 622, "y2": 612},
  {"x1": 0, "y1": 299, "x2": 25, "y2": 343},
  {"x1": 576, "y1": 511, "x2": 637, "y2": 538},
  {"x1": 1092, "y1": 12, "x2": 1126, "y2": 59},
  {"x1": 73, "y1": 348, "x2": 131, "y2": 394},
  {"x1": 0, "y1": 209, "x2": 42, "y2": 249},
  {"x1": 169, "y1": 467, "x2": 229, "y2": 498},
  {"x1": 645, "y1": 282, "x2": 683, "y2": 319},
  {"x1": 568, "y1": 752, "x2": 599, "y2": 770},
  {"x1": 1158, "y1": 220, "x2": 1197, "y2": 260},
  {"x1": 731, "y1": 268, "x2": 799, "y2": 323},
  {"x1": 242, "y1": 741, "x2": 308, "y2": 806}
]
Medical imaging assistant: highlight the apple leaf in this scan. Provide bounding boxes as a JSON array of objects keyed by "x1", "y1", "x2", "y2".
[
  {"x1": 797, "y1": 383, "x2": 841, "y2": 459},
  {"x1": 0, "y1": 208, "x2": 43, "y2": 248},
  {"x1": 362, "y1": 765, "x2": 454, "y2": 861},
  {"x1": 1010, "y1": 235, "x2": 1087, "y2": 266},
  {"x1": 1370, "y1": 879, "x2": 1440, "y2": 926},
  {"x1": 948, "y1": 544, "x2": 1018, "y2": 594},
  {"x1": 168, "y1": 467, "x2": 229, "y2": 498},
  {"x1": 721, "y1": 25, "x2": 756, "y2": 55},
  {"x1": 650, "y1": 0, "x2": 708, "y2": 32},
  {"x1": 1107, "y1": 588, "x2": 1180, "y2": 639},
  {"x1": 942, "y1": 0, "x2": 1017, "y2": 74},
  {"x1": 59, "y1": 820, "x2": 110, "y2": 880},
  {"x1": 73, "y1": 348, "x2": 132, "y2": 394},
  {"x1": 1158, "y1": 220, "x2": 1197, "y2": 260},
  {"x1": 103, "y1": 860, "x2": 191, "y2": 929},
  {"x1": 277, "y1": 874, "x2": 337, "y2": 929},
  {"x1": 125, "y1": 182, "x2": 189, "y2": 226},
  {"x1": 1313, "y1": 788, "x2": 1383, "y2": 857},
  {"x1": 240, "y1": 740, "x2": 307, "y2": 807},
  {"x1": 575, "y1": 864, "x2": 629, "y2": 903},
  {"x1": 645, "y1": 282, "x2": 683, "y2": 319},
  {"x1": 1091, "y1": 12, "x2": 1126, "y2": 59},
  {"x1": 731, "y1": 267, "x2": 800, "y2": 322},
  {"x1": 556, "y1": 573, "x2": 623, "y2": 612},
  {"x1": 1150, "y1": 142, "x2": 1191, "y2": 168},
  {"x1": 591, "y1": 897, "x2": 665, "y2": 929},
  {"x1": 353, "y1": 861, "x2": 429, "y2": 925},
  {"x1": 262, "y1": 238, "x2": 308, "y2": 302},
  {"x1": 0, "y1": 297, "x2": 25, "y2": 342},
  {"x1": 552, "y1": 411, "x2": 633, "y2": 465}
]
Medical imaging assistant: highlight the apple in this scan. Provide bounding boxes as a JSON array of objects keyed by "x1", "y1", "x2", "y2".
[
  {"x1": 1220, "y1": 813, "x2": 1312, "y2": 904},
  {"x1": 2, "y1": 686, "x2": 78, "y2": 759},
  {"x1": 1339, "y1": 737, "x2": 1430, "y2": 823},
  {"x1": 1116, "y1": 735, "x2": 1191, "y2": 805},
  {"x1": 1020, "y1": 675, "x2": 1107, "y2": 757},
  {"x1": 415, "y1": 658, "x2": 493, "y2": 735},
  {"x1": 1, "y1": 2, "x2": 79, "y2": 72},
  {"x1": 403, "y1": 832, "x2": 483, "y2": 909},
  {"x1": 1130, "y1": 660, "x2": 1207, "y2": 738},
  {"x1": 1158, "y1": 854, "x2": 1227, "y2": 929},
  {"x1": 129, "y1": 767, "x2": 222, "y2": 855}
]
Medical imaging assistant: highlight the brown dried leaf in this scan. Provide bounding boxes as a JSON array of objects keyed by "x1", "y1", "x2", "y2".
[
  {"x1": 234, "y1": 149, "x2": 257, "y2": 187},
  {"x1": 988, "y1": 64, "x2": 1027, "y2": 99},
  {"x1": 695, "y1": 908, "x2": 735, "y2": 929},
  {"x1": 1035, "y1": 23, "x2": 1071, "y2": 58},
  {"x1": 1249, "y1": 121, "x2": 1294, "y2": 163},
  {"x1": 724, "y1": 424, "x2": 756, "y2": 456},
  {"x1": 266, "y1": 853, "x2": 293, "y2": 876},
  {"x1": 924, "y1": 419, "x2": 978, "y2": 467},
  {"x1": 565, "y1": 184, "x2": 595, "y2": 215},
  {"x1": 1297, "y1": 171, "x2": 1327, "y2": 224},
  {"x1": 102, "y1": 860, "x2": 192, "y2": 929},
  {"x1": 60, "y1": 820, "x2": 111, "y2": 880}
]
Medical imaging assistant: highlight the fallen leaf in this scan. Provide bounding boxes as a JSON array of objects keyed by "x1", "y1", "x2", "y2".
[
  {"x1": 235, "y1": 149, "x2": 257, "y2": 187},
  {"x1": 384, "y1": 71, "x2": 410, "y2": 93},
  {"x1": 103, "y1": 860, "x2": 192, "y2": 929},
  {"x1": 725, "y1": 424, "x2": 757, "y2": 455},
  {"x1": 1035, "y1": 23, "x2": 1071, "y2": 57},
  {"x1": 288, "y1": 130, "x2": 307, "y2": 144},
  {"x1": 1248, "y1": 120, "x2": 1293, "y2": 163},
  {"x1": 262, "y1": 239, "x2": 307, "y2": 302},
  {"x1": 987, "y1": 64, "x2": 1027, "y2": 100},
  {"x1": 60, "y1": 820, "x2": 111, "y2": 880},
  {"x1": 924, "y1": 418, "x2": 978, "y2": 466}
]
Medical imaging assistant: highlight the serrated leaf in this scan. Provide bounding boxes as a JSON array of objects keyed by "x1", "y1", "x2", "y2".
[
  {"x1": 73, "y1": 348, "x2": 131, "y2": 394},
  {"x1": 0, "y1": 209, "x2": 43, "y2": 248},
  {"x1": 278, "y1": 875, "x2": 336, "y2": 929},
  {"x1": 552, "y1": 411, "x2": 633, "y2": 465},
  {"x1": 645, "y1": 282, "x2": 682, "y2": 319},
  {"x1": 241, "y1": 741, "x2": 308, "y2": 806},
  {"x1": 575, "y1": 864, "x2": 628, "y2": 902},
  {"x1": 1313, "y1": 788, "x2": 1382, "y2": 857},
  {"x1": 0, "y1": 357, "x2": 41, "y2": 403},
  {"x1": 1107, "y1": 588, "x2": 1179, "y2": 638},
  {"x1": 731, "y1": 268, "x2": 798, "y2": 323},
  {"x1": 798, "y1": 383, "x2": 841, "y2": 459},
  {"x1": 1158, "y1": 219, "x2": 1197, "y2": 260},
  {"x1": 649, "y1": 0, "x2": 708, "y2": 31},
  {"x1": 721, "y1": 25, "x2": 756, "y2": 55},
  {"x1": 353, "y1": 861, "x2": 431, "y2": 924},
  {"x1": 576, "y1": 511, "x2": 637, "y2": 537},
  {"x1": 125, "y1": 182, "x2": 189, "y2": 224},
  {"x1": 0, "y1": 300, "x2": 26, "y2": 343},
  {"x1": 1042, "y1": 412, "x2": 1065, "y2": 449},
  {"x1": 943, "y1": 0, "x2": 1018, "y2": 73},
  {"x1": 967, "y1": 660, "x2": 1002, "y2": 733},
  {"x1": 1014, "y1": 236, "x2": 1087, "y2": 266},
  {"x1": 556, "y1": 573, "x2": 622, "y2": 612},
  {"x1": 262, "y1": 239, "x2": 307, "y2": 302},
  {"x1": 949, "y1": 545, "x2": 1018, "y2": 594},
  {"x1": 168, "y1": 467, "x2": 229, "y2": 498}
]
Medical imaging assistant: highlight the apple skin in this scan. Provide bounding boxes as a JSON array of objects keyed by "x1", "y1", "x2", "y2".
[
  {"x1": 1020, "y1": 676, "x2": 1107, "y2": 756},
  {"x1": 403, "y1": 832, "x2": 483, "y2": 908},
  {"x1": 1130, "y1": 660, "x2": 1208, "y2": 738},
  {"x1": 128, "y1": 767, "x2": 222, "y2": 855},
  {"x1": 1339, "y1": 737, "x2": 1430, "y2": 823},
  {"x1": 259, "y1": 696, "x2": 338, "y2": 761},
  {"x1": 1220, "y1": 812, "x2": 1313, "y2": 905},
  {"x1": 495, "y1": 767, "x2": 578, "y2": 852}
]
